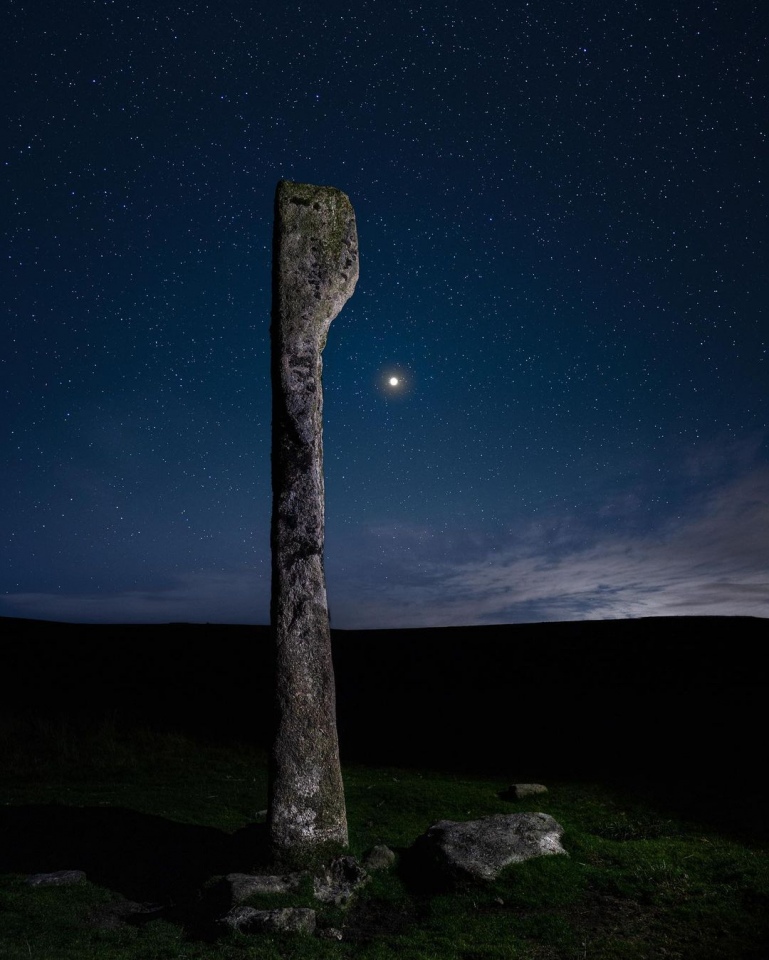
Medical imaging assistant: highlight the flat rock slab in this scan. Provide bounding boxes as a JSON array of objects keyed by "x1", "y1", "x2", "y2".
[
  {"x1": 223, "y1": 906, "x2": 316, "y2": 934},
  {"x1": 26, "y1": 870, "x2": 86, "y2": 886},
  {"x1": 87, "y1": 900, "x2": 164, "y2": 930},
  {"x1": 225, "y1": 872, "x2": 302, "y2": 902},
  {"x1": 415, "y1": 813, "x2": 566, "y2": 882}
]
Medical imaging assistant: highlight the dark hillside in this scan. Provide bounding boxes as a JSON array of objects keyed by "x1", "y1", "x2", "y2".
[{"x1": 2, "y1": 614, "x2": 764, "y2": 784}]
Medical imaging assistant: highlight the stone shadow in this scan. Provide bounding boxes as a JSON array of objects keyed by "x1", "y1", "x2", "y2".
[{"x1": 0, "y1": 804, "x2": 269, "y2": 910}]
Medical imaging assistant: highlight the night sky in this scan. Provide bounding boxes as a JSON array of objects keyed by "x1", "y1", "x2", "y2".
[{"x1": 3, "y1": 0, "x2": 767, "y2": 628}]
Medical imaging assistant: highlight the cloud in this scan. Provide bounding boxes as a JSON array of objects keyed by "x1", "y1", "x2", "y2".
[
  {"x1": 4, "y1": 461, "x2": 767, "y2": 630},
  {"x1": 328, "y1": 465, "x2": 769, "y2": 628},
  {"x1": 0, "y1": 569, "x2": 270, "y2": 625}
]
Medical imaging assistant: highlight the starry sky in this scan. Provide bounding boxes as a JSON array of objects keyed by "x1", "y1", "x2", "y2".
[{"x1": 3, "y1": 0, "x2": 767, "y2": 628}]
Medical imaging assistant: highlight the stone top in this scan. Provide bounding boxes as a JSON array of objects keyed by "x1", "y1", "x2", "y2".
[{"x1": 272, "y1": 180, "x2": 359, "y2": 350}]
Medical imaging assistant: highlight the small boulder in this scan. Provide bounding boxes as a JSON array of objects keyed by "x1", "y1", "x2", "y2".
[
  {"x1": 26, "y1": 870, "x2": 86, "y2": 887},
  {"x1": 362, "y1": 845, "x2": 396, "y2": 872},
  {"x1": 500, "y1": 783, "x2": 549, "y2": 800},
  {"x1": 414, "y1": 813, "x2": 566, "y2": 882},
  {"x1": 313, "y1": 855, "x2": 368, "y2": 905},
  {"x1": 223, "y1": 905, "x2": 316, "y2": 934}
]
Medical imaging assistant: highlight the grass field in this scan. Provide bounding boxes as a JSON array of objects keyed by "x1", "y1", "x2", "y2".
[{"x1": 1, "y1": 716, "x2": 767, "y2": 959}]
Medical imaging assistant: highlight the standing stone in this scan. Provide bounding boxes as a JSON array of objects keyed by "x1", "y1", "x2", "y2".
[{"x1": 269, "y1": 181, "x2": 359, "y2": 865}]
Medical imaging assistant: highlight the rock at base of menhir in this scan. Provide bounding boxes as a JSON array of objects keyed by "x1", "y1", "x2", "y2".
[
  {"x1": 313, "y1": 855, "x2": 369, "y2": 905},
  {"x1": 223, "y1": 906, "x2": 316, "y2": 935},
  {"x1": 414, "y1": 813, "x2": 566, "y2": 882},
  {"x1": 26, "y1": 870, "x2": 86, "y2": 887},
  {"x1": 500, "y1": 783, "x2": 549, "y2": 800}
]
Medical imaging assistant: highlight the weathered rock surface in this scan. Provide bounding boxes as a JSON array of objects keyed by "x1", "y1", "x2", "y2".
[
  {"x1": 313, "y1": 854, "x2": 368, "y2": 905},
  {"x1": 362, "y1": 844, "x2": 396, "y2": 871},
  {"x1": 223, "y1": 905, "x2": 316, "y2": 934},
  {"x1": 269, "y1": 180, "x2": 359, "y2": 864},
  {"x1": 26, "y1": 870, "x2": 86, "y2": 886},
  {"x1": 225, "y1": 872, "x2": 302, "y2": 902},
  {"x1": 500, "y1": 783, "x2": 549, "y2": 800},
  {"x1": 414, "y1": 813, "x2": 566, "y2": 882}
]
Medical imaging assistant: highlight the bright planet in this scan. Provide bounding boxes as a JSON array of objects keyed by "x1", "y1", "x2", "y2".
[{"x1": 388, "y1": 377, "x2": 399, "y2": 386}]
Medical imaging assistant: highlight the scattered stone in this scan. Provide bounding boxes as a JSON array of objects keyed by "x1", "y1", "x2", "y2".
[
  {"x1": 414, "y1": 813, "x2": 566, "y2": 882},
  {"x1": 313, "y1": 855, "x2": 369, "y2": 905},
  {"x1": 269, "y1": 180, "x2": 359, "y2": 863},
  {"x1": 363, "y1": 844, "x2": 396, "y2": 871},
  {"x1": 317, "y1": 926, "x2": 344, "y2": 940},
  {"x1": 225, "y1": 872, "x2": 302, "y2": 902},
  {"x1": 26, "y1": 870, "x2": 86, "y2": 887},
  {"x1": 500, "y1": 783, "x2": 549, "y2": 800},
  {"x1": 223, "y1": 905, "x2": 316, "y2": 934},
  {"x1": 88, "y1": 900, "x2": 164, "y2": 930}
]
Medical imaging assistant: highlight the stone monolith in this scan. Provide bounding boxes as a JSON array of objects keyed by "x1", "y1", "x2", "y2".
[{"x1": 268, "y1": 180, "x2": 359, "y2": 865}]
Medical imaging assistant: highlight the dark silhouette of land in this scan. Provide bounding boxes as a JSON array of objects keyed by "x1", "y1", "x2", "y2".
[{"x1": 2, "y1": 615, "x2": 765, "y2": 839}]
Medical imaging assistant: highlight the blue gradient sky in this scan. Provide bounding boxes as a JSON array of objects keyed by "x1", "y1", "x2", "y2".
[{"x1": 2, "y1": 0, "x2": 767, "y2": 626}]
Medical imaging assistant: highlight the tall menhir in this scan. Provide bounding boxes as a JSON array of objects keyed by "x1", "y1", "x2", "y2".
[{"x1": 268, "y1": 181, "x2": 359, "y2": 865}]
